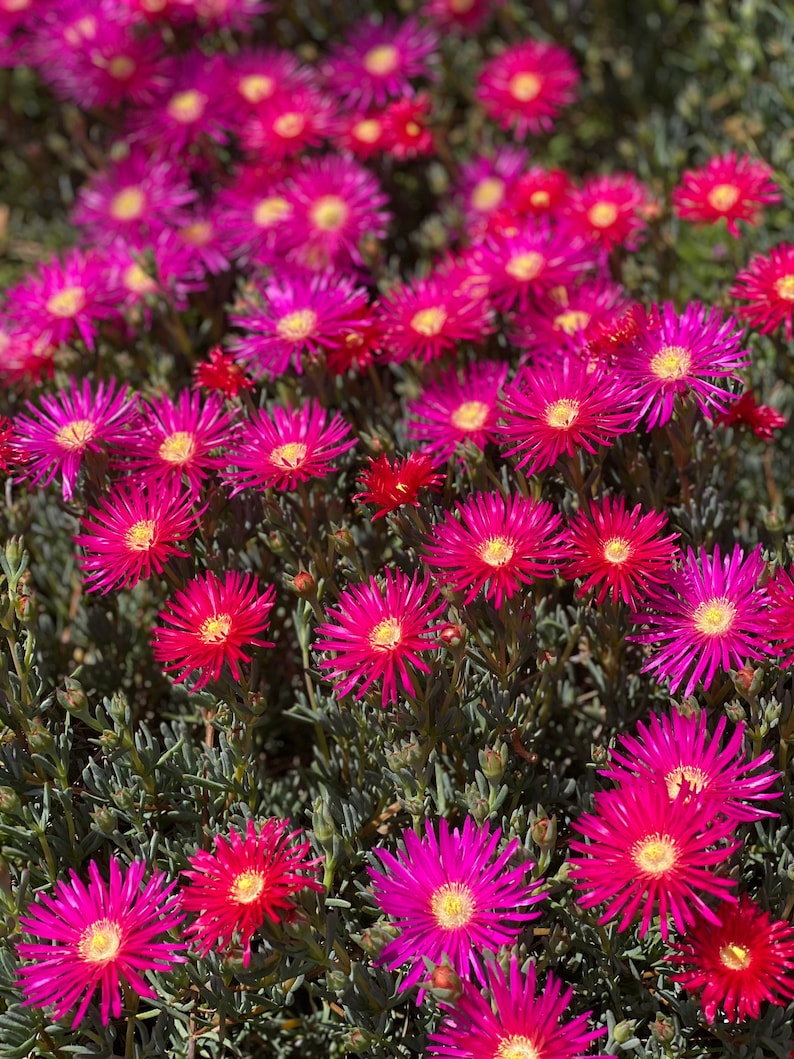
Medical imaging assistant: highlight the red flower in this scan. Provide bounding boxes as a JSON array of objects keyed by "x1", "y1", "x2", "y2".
[
  {"x1": 672, "y1": 152, "x2": 781, "y2": 237},
  {"x1": 476, "y1": 39, "x2": 579, "y2": 137},
  {"x1": 716, "y1": 389, "x2": 787, "y2": 441},
  {"x1": 562, "y1": 173, "x2": 651, "y2": 252},
  {"x1": 355, "y1": 452, "x2": 444, "y2": 518},
  {"x1": 382, "y1": 93, "x2": 435, "y2": 159},
  {"x1": 193, "y1": 346, "x2": 253, "y2": 398},
  {"x1": 731, "y1": 244, "x2": 794, "y2": 340}
]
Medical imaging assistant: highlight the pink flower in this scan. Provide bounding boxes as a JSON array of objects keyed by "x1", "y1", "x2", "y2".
[
  {"x1": 131, "y1": 52, "x2": 233, "y2": 153},
  {"x1": 240, "y1": 86, "x2": 339, "y2": 162},
  {"x1": 512, "y1": 278, "x2": 631, "y2": 359},
  {"x1": 382, "y1": 93, "x2": 435, "y2": 159},
  {"x1": 730, "y1": 243, "x2": 794, "y2": 340},
  {"x1": 370, "y1": 817, "x2": 542, "y2": 995},
  {"x1": 215, "y1": 165, "x2": 293, "y2": 268},
  {"x1": 672, "y1": 152, "x2": 781, "y2": 237},
  {"x1": 767, "y1": 566, "x2": 794, "y2": 669},
  {"x1": 152, "y1": 570, "x2": 276, "y2": 689},
  {"x1": 182, "y1": 819, "x2": 322, "y2": 966},
  {"x1": 406, "y1": 361, "x2": 508, "y2": 462},
  {"x1": 422, "y1": 0, "x2": 498, "y2": 34},
  {"x1": 456, "y1": 147, "x2": 531, "y2": 237},
  {"x1": 16, "y1": 857, "x2": 185, "y2": 1028},
  {"x1": 476, "y1": 40, "x2": 579, "y2": 137},
  {"x1": 355, "y1": 452, "x2": 444, "y2": 519},
  {"x1": 562, "y1": 173, "x2": 651, "y2": 252},
  {"x1": 314, "y1": 569, "x2": 445, "y2": 706},
  {"x1": 222, "y1": 47, "x2": 313, "y2": 116}
]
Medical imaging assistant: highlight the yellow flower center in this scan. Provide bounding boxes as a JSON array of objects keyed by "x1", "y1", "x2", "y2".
[
  {"x1": 352, "y1": 117, "x2": 382, "y2": 144},
  {"x1": 506, "y1": 251, "x2": 545, "y2": 282},
  {"x1": 46, "y1": 285, "x2": 86, "y2": 319},
  {"x1": 494, "y1": 1036, "x2": 541, "y2": 1059},
  {"x1": 450, "y1": 399, "x2": 490, "y2": 432},
  {"x1": 108, "y1": 55, "x2": 136, "y2": 80},
  {"x1": 553, "y1": 309, "x2": 591, "y2": 334},
  {"x1": 602, "y1": 536, "x2": 631, "y2": 564},
  {"x1": 122, "y1": 263, "x2": 157, "y2": 294},
  {"x1": 109, "y1": 186, "x2": 146, "y2": 221},
  {"x1": 363, "y1": 43, "x2": 400, "y2": 77},
  {"x1": 587, "y1": 201, "x2": 619, "y2": 228},
  {"x1": 471, "y1": 176, "x2": 505, "y2": 213},
  {"x1": 64, "y1": 15, "x2": 96, "y2": 45},
  {"x1": 368, "y1": 616, "x2": 402, "y2": 650},
  {"x1": 199, "y1": 612, "x2": 232, "y2": 644},
  {"x1": 253, "y1": 196, "x2": 291, "y2": 229},
  {"x1": 167, "y1": 89, "x2": 206, "y2": 124},
  {"x1": 410, "y1": 306, "x2": 447, "y2": 337},
  {"x1": 706, "y1": 183, "x2": 740, "y2": 212},
  {"x1": 430, "y1": 881, "x2": 476, "y2": 930},
  {"x1": 310, "y1": 194, "x2": 349, "y2": 232},
  {"x1": 509, "y1": 71, "x2": 543, "y2": 102},
  {"x1": 530, "y1": 190, "x2": 551, "y2": 209},
  {"x1": 78, "y1": 919, "x2": 123, "y2": 964},
  {"x1": 158, "y1": 431, "x2": 196, "y2": 466},
  {"x1": 719, "y1": 943, "x2": 752, "y2": 971},
  {"x1": 276, "y1": 309, "x2": 318, "y2": 342},
  {"x1": 230, "y1": 869, "x2": 266, "y2": 904},
  {"x1": 239, "y1": 73, "x2": 275, "y2": 104},
  {"x1": 124, "y1": 519, "x2": 157, "y2": 552},
  {"x1": 665, "y1": 764, "x2": 709, "y2": 800},
  {"x1": 632, "y1": 832, "x2": 678, "y2": 876},
  {"x1": 478, "y1": 535, "x2": 515, "y2": 567},
  {"x1": 270, "y1": 441, "x2": 308, "y2": 469},
  {"x1": 774, "y1": 274, "x2": 794, "y2": 301},
  {"x1": 692, "y1": 596, "x2": 736, "y2": 636},
  {"x1": 650, "y1": 344, "x2": 691, "y2": 380},
  {"x1": 180, "y1": 221, "x2": 213, "y2": 246},
  {"x1": 55, "y1": 418, "x2": 96, "y2": 451},
  {"x1": 273, "y1": 112, "x2": 306, "y2": 138},
  {"x1": 545, "y1": 398, "x2": 580, "y2": 429},
  {"x1": 450, "y1": 0, "x2": 475, "y2": 11}
]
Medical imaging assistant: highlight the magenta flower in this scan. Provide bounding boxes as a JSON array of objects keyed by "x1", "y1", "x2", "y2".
[
  {"x1": 406, "y1": 361, "x2": 508, "y2": 462},
  {"x1": 476, "y1": 39, "x2": 579, "y2": 137},
  {"x1": 768, "y1": 565, "x2": 794, "y2": 669},
  {"x1": 370, "y1": 816, "x2": 542, "y2": 995},
  {"x1": 512, "y1": 278, "x2": 631, "y2": 358},
  {"x1": 15, "y1": 377, "x2": 136, "y2": 500},
  {"x1": 672, "y1": 152, "x2": 781, "y2": 237},
  {"x1": 215, "y1": 166, "x2": 293, "y2": 269},
  {"x1": 131, "y1": 53, "x2": 233, "y2": 153},
  {"x1": 240, "y1": 86, "x2": 339, "y2": 163},
  {"x1": 628, "y1": 544, "x2": 769, "y2": 698},
  {"x1": 730, "y1": 243, "x2": 794, "y2": 341},
  {"x1": 562, "y1": 172, "x2": 652, "y2": 253},
  {"x1": 428, "y1": 955, "x2": 605, "y2": 1059},
  {"x1": 314, "y1": 569, "x2": 445, "y2": 706},
  {"x1": 456, "y1": 146, "x2": 531, "y2": 236},
  {"x1": 16, "y1": 857, "x2": 185, "y2": 1028},
  {"x1": 224, "y1": 401, "x2": 356, "y2": 493}
]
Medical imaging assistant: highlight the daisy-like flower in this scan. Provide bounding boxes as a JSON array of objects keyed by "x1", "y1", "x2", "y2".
[
  {"x1": 767, "y1": 566, "x2": 794, "y2": 669},
  {"x1": 314, "y1": 568, "x2": 445, "y2": 706},
  {"x1": 215, "y1": 165, "x2": 293, "y2": 269},
  {"x1": 512, "y1": 278, "x2": 631, "y2": 359},
  {"x1": 730, "y1": 243, "x2": 794, "y2": 341},
  {"x1": 622, "y1": 302, "x2": 749, "y2": 430},
  {"x1": 382, "y1": 93, "x2": 435, "y2": 159},
  {"x1": 240, "y1": 86, "x2": 339, "y2": 162},
  {"x1": 716, "y1": 389, "x2": 787, "y2": 441},
  {"x1": 476, "y1": 39, "x2": 579, "y2": 138},
  {"x1": 569, "y1": 778, "x2": 739, "y2": 940},
  {"x1": 121, "y1": 390, "x2": 236, "y2": 495},
  {"x1": 224, "y1": 400, "x2": 356, "y2": 494},
  {"x1": 377, "y1": 274, "x2": 494, "y2": 364},
  {"x1": 0, "y1": 415, "x2": 23, "y2": 474},
  {"x1": 561, "y1": 495, "x2": 678, "y2": 608},
  {"x1": 669, "y1": 896, "x2": 794, "y2": 1023},
  {"x1": 230, "y1": 271, "x2": 370, "y2": 378},
  {"x1": 370, "y1": 817, "x2": 542, "y2": 995},
  {"x1": 193, "y1": 346, "x2": 253, "y2": 398},
  {"x1": 428, "y1": 955, "x2": 605, "y2": 1059},
  {"x1": 602, "y1": 710, "x2": 778, "y2": 824},
  {"x1": 282, "y1": 154, "x2": 391, "y2": 273},
  {"x1": 424, "y1": 491, "x2": 562, "y2": 608},
  {"x1": 174, "y1": 207, "x2": 232, "y2": 277},
  {"x1": 672, "y1": 152, "x2": 781, "y2": 237},
  {"x1": 456, "y1": 147, "x2": 531, "y2": 238},
  {"x1": 335, "y1": 110, "x2": 388, "y2": 159},
  {"x1": 422, "y1": 0, "x2": 497, "y2": 34},
  {"x1": 497, "y1": 357, "x2": 638, "y2": 476},
  {"x1": 74, "y1": 481, "x2": 199, "y2": 594},
  {"x1": 562, "y1": 173, "x2": 651, "y2": 253},
  {"x1": 510, "y1": 165, "x2": 572, "y2": 218},
  {"x1": 323, "y1": 15, "x2": 438, "y2": 109},
  {"x1": 0, "y1": 321, "x2": 56, "y2": 388},
  {"x1": 16, "y1": 857, "x2": 185, "y2": 1028},
  {"x1": 628, "y1": 544, "x2": 769, "y2": 699},
  {"x1": 15, "y1": 377, "x2": 136, "y2": 501},
  {"x1": 152, "y1": 570, "x2": 276, "y2": 689},
  {"x1": 132, "y1": 53, "x2": 232, "y2": 153},
  {"x1": 181, "y1": 818, "x2": 322, "y2": 966},
  {"x1": 355, "y1": 452, "x2": 444, "y2": 519},
  {"x1": 406, "y1": 362, "x2": 508, "y2": 462},
  {"x1": 221, "y1": 46, "x2": 312, "y2": 116}
]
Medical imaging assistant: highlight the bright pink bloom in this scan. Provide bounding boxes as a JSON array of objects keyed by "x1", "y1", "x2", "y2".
[
  {"x1": 569, "y1": 779, "x2": 739, "y2": 940},
  {"x1": 221, "y1": 46, "x2": 311, "y2": 116},
  {"x1": 152, "y1": 570, "x2": 276, "y2": 689},
  {"x1": 193, "y1": 346, "x2": 253, "y2": 398},
  {"x1": 214, "y1": 165, "x2": 293, "y2": 268},
  {"x1": 716, "y1": 389, "x2": 787, "y2": 441},
  {"x1": 456, "y1": 147, "x2": 531, "y2": 238},
  {"x1": 224, "y1": 401, "x2": 356, "y2": 493},
  {"x1": 16, "y1": 857, "x2": 185, "y2": 1028},
  {"x1": 476, "y1": 40, "x2": 579, "y2": 137},
  {"x1": 422, "y1": 0, "x2": 498, "y2": 34},
  {"x1": 562, "y1": 173, "x2": 651, "y2": 252},
  {"x1": 406, "y1": 361, "x2": 508, "y2": 461},
  {"x1": 181, "y1": 819, "x2": 322, "y2": 966},
  {"x1": 512, "y1": 278, "x2": 631, "y2": 358},
  {"x1": 355, "y1": 452, "x2": 444, "y2": 519},
  {"x1": 131, "y1": 53, "x2": 233, "y2": 153},
  {"x1": 314, "y1": 569, "x2": 444, "y2": 706},
  {"x1": 0, "y1": 321, "x2": 56, "y2": 388},
  {"x1": 628, "y1": 544, "x2": 769, "y2": 698},
  {"x1": 669, "y1": 896, "x2": 794, "y2": 1022},
  {"x1": 730, "y1": 243, "x2": 794, "y2": 341},
  {"x1": 424, "y1": 491, "x2": 562, "y2": 607},
  {"x1": 370, "y1": 817, "x2": 542, "y2": 995},
  {"x1": 382, "y1": 93, "x2": 435, "y2": 159},
  {"x1": 767, "y1": 566, "x2": 794, "y2": 669},
  {"x1": 672, "y1": 152, "x2": 781, "y2": 237},
  {"x1": 335, "y1": 110, "x2": 389, "y2": 159},
  {"x1": 240, "y1": 86, "x2": 339, "y2": 162},
  {"x1": 0, "y1": 415, "x2": 23, "y2": 473},
  {"x1": 510, "y1": 165, "x2": 572, "y2": 218}
]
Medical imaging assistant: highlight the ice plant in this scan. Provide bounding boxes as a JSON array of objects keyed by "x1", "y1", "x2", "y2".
[
  {"x1": 569, "y1": 779, "x2": 739, "y2": 939},
  {"x1": 562, "y1": 172, "x2": 651, "y2": 252},
  {"x1": 512, "y1": 278, "x2": 630, "y2": 357},
  {"x1": 428, "y1": 955, "x2": 605, "y2": 1059},
  {"x1": 181, "y1": 818, "x2": 322, "y2": 966},
  {"x1": 767, "y1": 566, "x2": 794, "y2": 669},
  {"x1": 152, "y1": 570, "x2": 276, "y2": 689},
  {"x1": 456, "y1": 146, "x2": 531, "y2": 236},
  {"x1": 672, "y1": 152, "x2": 781, "y2": 236},
  {"x1": 314, "y1": 568, "x2": 445, "y2": 706},
  {"x1": 628, "y1": 544, "x2": 769, "y2": 698},
  {"x1": 16, "y1": 857, "x2": 185, "y2": 1028},
  {"x1": 560, "y1": 495, "x2": 678, "y2": 608},
  {"x1": 716, "y1": 389, "x2": 787, "y2": 441},
  {"x1": 15, "y1": 377, "x2": 136, "y2": 501},
  {"x1": 355, "y1": 452, "x2": 444, "y2": 519},
  {"x1": 224, "y1": 400, "x2": 356, "y2": 493},
  {"x1": 423, "y1": 491, "x2": 562, "y2": 607},
  {"x1": 406, "y1": 361, "x2": 508, "y2": 461},
  {"x1": 730, "y1": 243, "x2": 794, "y2": 341},
  {"x1": 669, "y1": 895, "x2": 794, "y2": 1022},
  {"x1": 369, "y1": 816, "x2": 542, "y2": 994},
  {"x1": 193, "y1": 346, "x2": 254, "y2": 398},
  {"x1": 476, "y1": 39, "x2": 579, "y2": 137}
]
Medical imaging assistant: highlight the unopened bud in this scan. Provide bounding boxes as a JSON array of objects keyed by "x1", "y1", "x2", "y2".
[
  {"x1": 765, "y1": 699, "x2": 782, "y2": 726},
  {"x1": 387, "y1": 738, "x2": 426, "y2": 773},
  {"x1": 27, "y1": 718, "x2": 54, "y2": 753},
  {"x1": 530, "y1": 813, "x2": 557, "y2": 851},
  {"x1": 291, "y1": 571, "x2": 317, "y2": 597},
  {"x1": 650, "y1": 1013, "x2": 675, "y2": 1045},
  {"x1": 612, "y1": 1019, "x2": 638, "y2": 1045},
  {"x1": 733, "y1": 664, "x2": 763, "y2": 700},
  {"x1": 332, "y1": 527, "x2": 355, "y2": 555},
  {"x1": 478, "y1": 743, "x2": 507, "y2": 784},
  {"x1": 464, "y1": 788, "x2": 490, "y2": 825},
  {"x1": 343, "y1": 1029, "x2": 373, "y2": 1054},
  {"x1": 266, "y1": 530, "x2": 289, "y2": 555},
  {"x1": 99, "y1": 730, "x2": 122, "y2": 751},
  {"x1": 724, "y1": 700, "x2": 747, "y2": 725},
  {"x1": 91, "y1": 805, "x2": 117, "y2": 835},
  {"x1": 674, "y1": 696, "x2": 701, "y2": 719},
  {"x1": 0, "y1": 787, "x2": 20, "y2": 814},
  {"x1": 440, "y1": 623, "x2": 464, "y2": 648},
  {"x1": 14, "y1": 591, "x2": 36, "y2": 624},
  {"x1": 425, "y1": 962, "x2": 463, "y2": 1003},
  {"x1": 57, "y1": 677, "x2": 87, "y2": 714},
  {"x1": 591, "y1": 743, "x2": 609, "y2": 766},
  {"x1": 312, "y1": 797, "x2": 336, "y2": 846},
  {"x1": 357, "y1": 922, "x2": 399, "y2": 956},
  {"x1": 107, "y1": 692, "x2": 129, "y2": 724}
]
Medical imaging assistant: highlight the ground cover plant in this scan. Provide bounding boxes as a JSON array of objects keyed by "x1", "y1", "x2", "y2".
[{"x1": 1, "y1": 0, "x2": 794, "y2": 1056}]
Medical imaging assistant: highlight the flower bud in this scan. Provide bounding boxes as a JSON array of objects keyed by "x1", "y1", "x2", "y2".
[
  {"x1": 591, "y1": 743, "x2": 609, "y2": 766},
  {"x1": 674, "y1": 695, "x2": 701, "y2": 719},
  {"x1": 530, "y1": 813, "x2": 557, "y2": 851},
  {"x1": 650, "y1": 1013, "x2": 675, "y2": 1045},
  {"x1": 425, "y1": 962, "x2": 464, "y2": 1004},
  {"x1": 440, "y1": 623, "x2": 464, "y2": 648},
  {"x1": 343, "y1": 1029, "x2": 373, "y2": 1054},
  {"x1": 612, "y1": 1019, "x2": 638, "y2": 1045},
  {"x1": 0, "y1": 787, "x2": 20, "y2": 814},
  {"x1": 107, "y1": 692, "x2": 129, "y2": 724},
  {"x1": 99, "y1": 730, "x2": 123, "y2": 751},
  {"x1": 478, "y1": 743, "x2": 507, "y2": 784},
  {"x1": 312, "y1": 797, "x2": 336, "y2": 847},
  {"x1": 733, "y1": 664, "x2": 763, "y2": 700},
  {"x1": 332, "y1": 527, "x2": 355, "y2": 555},
  {"x1": 724, "y1": 700, "x2": 747, "y2": 725},
  {"x1": 291, "y1": 571, "x2": 317, "y2": 597},
  {"x1": 57, "y1": 677, "x2": 87, "y2": 714},
  {"x1": 357, "y1": 922, "x2": 399, "y2": 956},
  {"x1": 91, "y1": 805, "x2": 117, "y2": 835},
  {"x1": 28, "y1": 718, "x2": 54, "y2": 753}
]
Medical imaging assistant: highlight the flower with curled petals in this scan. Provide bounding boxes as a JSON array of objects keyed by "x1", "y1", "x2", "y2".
[{"x1": 355, "y1": 452, "x2": 444, "y2": 519}]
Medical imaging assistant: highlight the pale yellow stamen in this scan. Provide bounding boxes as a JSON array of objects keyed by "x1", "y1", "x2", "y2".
[
  {"x1": 429, "y1": 881, "x2": 475, "y2": 930},
  {"x1": 167, "y1": 89, "x2": 206, "y2": 124},
  {"x1": 55, "y1": 419, "x2": 96, "y2": 451},
  {"x1": 665, "y1": 764, "x2": 709, "y2": 800},
  {"x1": 158, "y1": 431, "x2": 195, "y2": 466},
  {"x1": 108, "y1": 55, "x2": 136, "y2": 80},
  {"x1": 239, "y1": 73, "x2": 275, "y2": 104},
  {"x1": 363, "y1": 44, "x2": 400, "y2": 77},
  {"x1": 602, "y1": 537, "x2": 631, "y2": 564},
  {"x1": 46, "y1": 285, "x2": 86, "y2": 319},
  {"x1": 410, "y1": 306, "x2": 447, "y2": 337},
  {"x1": 270, "y1": 442, "x2": 308, "y2": 469},
  {"x1": 451, "y1": 399, "x2": 490, "y2": 432},
  {"x1": 273, "y1": 112, "x2": 306, "y2": 138},
  {"x1": 650, "y1": 344, "x2": 691, "y2": 380},
  {"x1": 509, "y1": 71, "x2": 543, "y2": 102},
  {"x1": 692, "y1": 596, "x2": 736, "y2": 636},
  {"x1": 276, "y1": 309, "x2": 318, "y2": 342},
  {"x1": 720, "y1": 943, "x2": 752, "y2": 970},
  {"x1": 253, "y1": 196, "x2": 291, "y2": 228},
  {"x1": 125, "y1": 519, "x2": 157, "y2": 552},
  {"x1": 545, "y1": 398, "x2": 580, "y2": 429},
  {"x1": 78, "y1": 919, "x2": 122, "y2": 964},
  {"x1": 449, "y1": 0, "x2": 475, "y2": 11},
  {"x1": 310, "y1": 195, "x2": 349, "y2": 232},
  {"x1": 368, "y1": 617, "x2": 402, "y2": 650},
  {"x1": 478, "y1": 535, "x2": 515, "y2": 567},
  {"x1": 530, "y1": 190, "x2": 550, "y2": 209},
  {"x1": 199, "y1": 613, "x2": 232, "y2": 644},
  {"x1": 587, "y1": 201, "x2": 619, "y2": 229},
  {"x1": 495, "y1": 1036, "x2": 541, "y2": 1059},
  {"x1": 64, "y1": 15, "x2": 96, "y2": 45},
  {"x1": 553, "y1": 309, "x2": 590, "y2": 334},
  {"x1": 110, "y1": 186, "x2": 146, "y2": 222},
  {"x1": 230, "y1": 870, "x2": 266, "y2": 904},
  {"x1": 505, "y1": 251, "x2": 545, "y2": 282},
  {"x1": 632, "y1": 832, "x2": 678, "y2": 876},
  {"x1": 774, "y1": 274, "x2": 794, "y2": 301},
  {"x1": 707, "y1": 183, "x2": 740, "y2": 212},
  {"x1": 122, "y1": 263, "x2": 157, "y2": 295},
  {"x1": 471, "y1": 176, "x2": 505, "y2": 213},
  {"x1": 352, "y1": 118, "x2": 382, "y2": 144},
  {"x1": 180, "y1": 221, "x2": 213, "y2": 246}
]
